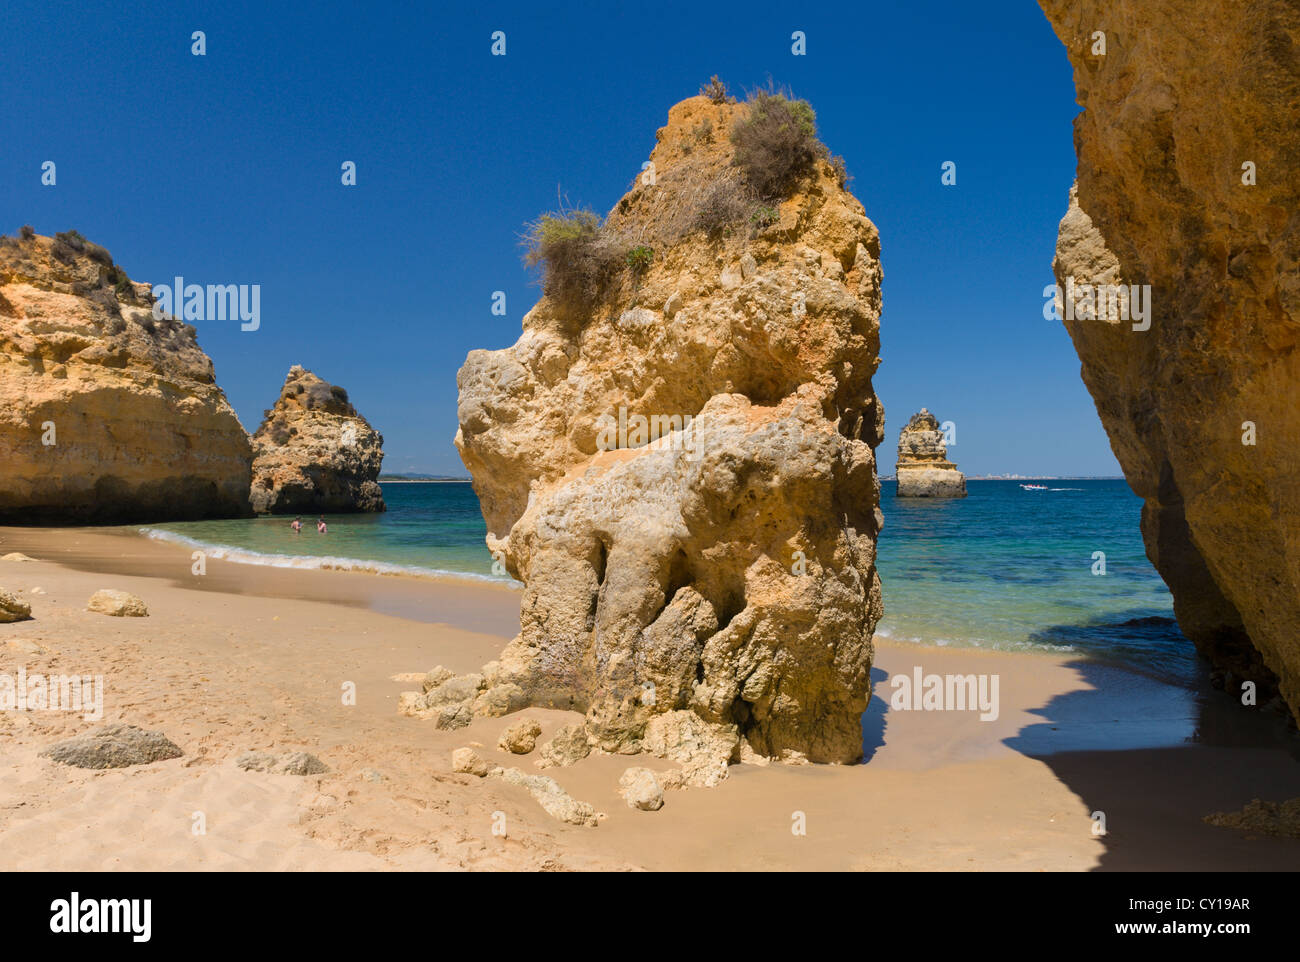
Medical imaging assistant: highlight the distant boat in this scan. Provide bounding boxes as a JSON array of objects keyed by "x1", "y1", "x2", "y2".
[{"x1": 1020, "y1": 483, "x2": 1048, "y2": 491}]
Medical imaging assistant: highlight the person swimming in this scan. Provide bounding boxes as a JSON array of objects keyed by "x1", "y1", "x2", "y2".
[
  {"x1": 291, "y1": 517, "x2": 302, "y2": 533},
  {"x1": 317, "y1": 516, "x2": 327, "y2": 534}
]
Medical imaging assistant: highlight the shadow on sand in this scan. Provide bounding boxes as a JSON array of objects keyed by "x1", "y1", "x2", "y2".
[{"x1": 1006, "y1": 616, "x2": 1300, "y2": 870}]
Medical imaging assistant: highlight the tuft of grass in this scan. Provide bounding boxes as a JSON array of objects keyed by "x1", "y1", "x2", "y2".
[
  {"x1": 523, "y1": 206, "x2": 624, "y2": 307},
  {"x1": 700, "y1": 76, "x2": 734, "y2": 104},
  {"x1": 689, "y1": 170, "x2": 757, "y2": 236},
  {"x1": 51, "y1": 229, "x2": 113, "y2": 267},
  {"x1": 750, "y1": 205, "x2": 779, "y2": 231},
  {"x1": 106, "y1": 264, "x2": 133, "y2": 299},
  {"x1": 730, "y1": 88, "x2": 828, "y2": 200},
  {"x1": 51, "y1": 239, "x2": 76, "y2": 264},
  {"x1": 19, "y1": 225, "x2": 35, "y2": 241},
  {"x1": 829, "y1": 154, "x2": 851, "y2": 189},
  {"x1": 625, "y1": 245, "x2": 654, "y2": 275},
  {"x1": 55, "y1": 229, "x2": 86, "y2": 251}
]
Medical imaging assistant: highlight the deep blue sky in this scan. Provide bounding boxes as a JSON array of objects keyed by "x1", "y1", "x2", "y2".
[{"x1": 1, "y1": 0, "x2": 1116, "y2": 477}]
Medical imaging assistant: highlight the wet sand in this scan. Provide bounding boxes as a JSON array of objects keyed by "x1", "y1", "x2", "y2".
[{"x1": 1, "y1": 525, "x2": 1298, "y2": 871}]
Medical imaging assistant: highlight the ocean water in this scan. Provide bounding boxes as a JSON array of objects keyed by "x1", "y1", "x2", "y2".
[
  {"x1": 142, "y1": 478, "x2": 1192, "y2": 679},
  {"x1": 876, "y1": 479, "x2": 1191, "y2": 683}
]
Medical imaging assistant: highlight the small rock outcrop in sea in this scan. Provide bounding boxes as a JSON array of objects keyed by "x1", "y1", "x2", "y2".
[
  {"x1": 249, "y1": 365, "x2": 386, "y2": 514},
  {"x1": 454, "y1": 88, "x2": 885, "y2": 769},
  {"x1": 40, "y1": 725, "x2": 183, "y2": 769},
  {"x1": 1041, "y1": 0, "x2": 1300, "y2": 722},
  {"x1": 895, "y1": 409, "x2": 966, "y2": 498},
  {"x1": 0, "y1": 230, "x2": 252, "y2": 522}
]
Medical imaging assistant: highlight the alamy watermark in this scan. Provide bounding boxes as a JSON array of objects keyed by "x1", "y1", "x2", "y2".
[
  {"x1": 595, "y1": 405, "x2": 703, "y2": 460},
  {"x1": 0, "y1": 667, "x2": 103, "y2": 720},
  {"x1": 1043, "y1": 277, "x2": 1151, "y2": 331},
  {"x1": 151, "y1": 276, "x2": 260, "y2": 331},
  {"x1": 889, "y1": 667, "x2": 999, "y2": 721}
]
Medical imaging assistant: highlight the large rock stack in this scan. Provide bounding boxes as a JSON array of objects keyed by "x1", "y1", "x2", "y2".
[
  {"x1": 454, "y1": 91, "x2": 885, "y2": 766},
  {"x1": 249, "y1": 365, "x2": 385, "y2": 514}
]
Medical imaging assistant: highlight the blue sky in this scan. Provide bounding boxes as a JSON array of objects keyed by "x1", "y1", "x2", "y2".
[{"x1": 1, "y1": 0, "x2": 1117, "y2": 477}]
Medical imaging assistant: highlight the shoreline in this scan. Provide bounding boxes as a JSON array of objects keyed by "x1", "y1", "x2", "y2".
[
  {"x1": 2, "y1": 525, "x2": 1298, "y2": 870},
  {"x1": 137, "y1": 525, "x2": 521, "y2": 590}
]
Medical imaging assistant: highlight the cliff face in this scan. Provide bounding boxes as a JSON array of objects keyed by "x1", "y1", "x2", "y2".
[
  {"x1": 455, "y1": 93, "x2": 884, "y2": 765},
  {"x1": 0, "y1": 231, "x2": 252, "y2": 522},
  {"x1": 1042, "y1": 1, "x2": 1300, "y2": 718},
  {"x1": 249, "y1": 365, "x2": 385, "y2": 514},
  {"x1": 895, "y1": 408, "x2": 966, "y2": 498}
]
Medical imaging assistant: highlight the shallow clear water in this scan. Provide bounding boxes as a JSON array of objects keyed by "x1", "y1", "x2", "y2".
[
  {"x1": 143, "y1": 482, "x2": 499, "y2": 581},
  {"x1": 143, "y1": 478, "x2": 1193, "y2": 679},
  {"x1": 876, "y1": 479, "x2": 1192, "y2": 682}
]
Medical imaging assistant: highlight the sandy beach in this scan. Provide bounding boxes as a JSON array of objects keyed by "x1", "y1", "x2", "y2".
[{"x1": 2, "y1": 525, "x2": 1297, "y2": 872}]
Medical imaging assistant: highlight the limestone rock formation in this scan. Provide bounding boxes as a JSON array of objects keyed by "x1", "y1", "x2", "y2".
[
  {"x1": 0, "y1": 588, "x2": 32, "y2": 623},
  {"x1": 1041, "y1": 0, "x2": 1300, "y2": 720},
  {"x1": 497, "y1": 718, "x2": 543, "y2": 754},
  {"x1": 895, "y1": 408, "x2": 966, "y2": 498},
  {"x1": 451, "y1": 747, "x2": 494, "y2": 777},
  {"x1": 619, "y1": 767, "x2": 665, "y2": 811},
  {"x1": 491, "y1": 767, "x2": 600, "y2": 826},
  {"x1": 0, "y1": 230, "x2": 252, "y2": 522},
  {"x1": 249, "y1": 365, "x2": 385, "y2": 514},
  {"x1": 455, "y1": 92, "x2": 885, "y2": 766},
  {"x1": 534, "y1": 724, "x2": 592, "y2": 769},
  {"x1": 86, "y1": 588, "x2": 148, "y2": 617}
]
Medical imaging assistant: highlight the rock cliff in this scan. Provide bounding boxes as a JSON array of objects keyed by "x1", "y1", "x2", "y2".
[
  {"x1": 0, "y1": 230, "x2": 252, "y2": 522},
  {"x1": 249, "y1": 365, "x2": 385, "y2": 514},
  {"x1": 1042, "y1": 0, "x2": 1300, "y2": 719},
  {"x1": 895, "y1": 408, "x2": 966, "y2": 498},
  {"x1": 454, "y1": 90, "x2": 885, "y2": 766}
]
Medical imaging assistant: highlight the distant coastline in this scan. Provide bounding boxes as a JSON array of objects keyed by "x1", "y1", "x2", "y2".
[
  {"x1": 880, "y1": 475, "x2": 1126, "y2": 482},
  {"x1": 378, "y1": 475, "x2": 471, "y2": 483}
]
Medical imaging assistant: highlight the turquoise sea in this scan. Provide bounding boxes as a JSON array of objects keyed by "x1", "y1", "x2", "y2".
[{"x1": 141, "y1": 478, "x2": 1192, "y2": 682}]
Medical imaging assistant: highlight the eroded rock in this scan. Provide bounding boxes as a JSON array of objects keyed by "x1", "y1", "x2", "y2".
[
  {"x1": 1042, "y1": 0, "x2": 1300, "y2": 720},
  {"x1": 249, "y1": 365, "x2": 385, "y2": 514},
  {"x1": 86, "y1": 589, "x2": 147, "y2": 617},
  {"x1": 0, "y1": 588, "x2": 32, "y2": 623},
  {"x1": 41, "y1": 724, "x2": 182, "y2": 769},
  {"x1": 454, "y1": 93, "x2": 885, "y2": 768},
  {"x1": 492, "y1": 767, "x2": 600, "y2": 826},
  {"x1": 618, "y1": 767, "x2": 665, "y2": 811},
  {"x1": 451, "y1": 747, "x2": 493, "y2": 777},
  {"x1": 535, "y1": 723, "x2": 592, "y2": 770},
  {"x1": 497, "y1": 718, "x2": 543, "y2": 755},
  {"x1": 0, "y1": 232, "x2": 252, "y2": 522},
  {"x1": 236, "y1": 751, "x2": 329, "y2": 775}
]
